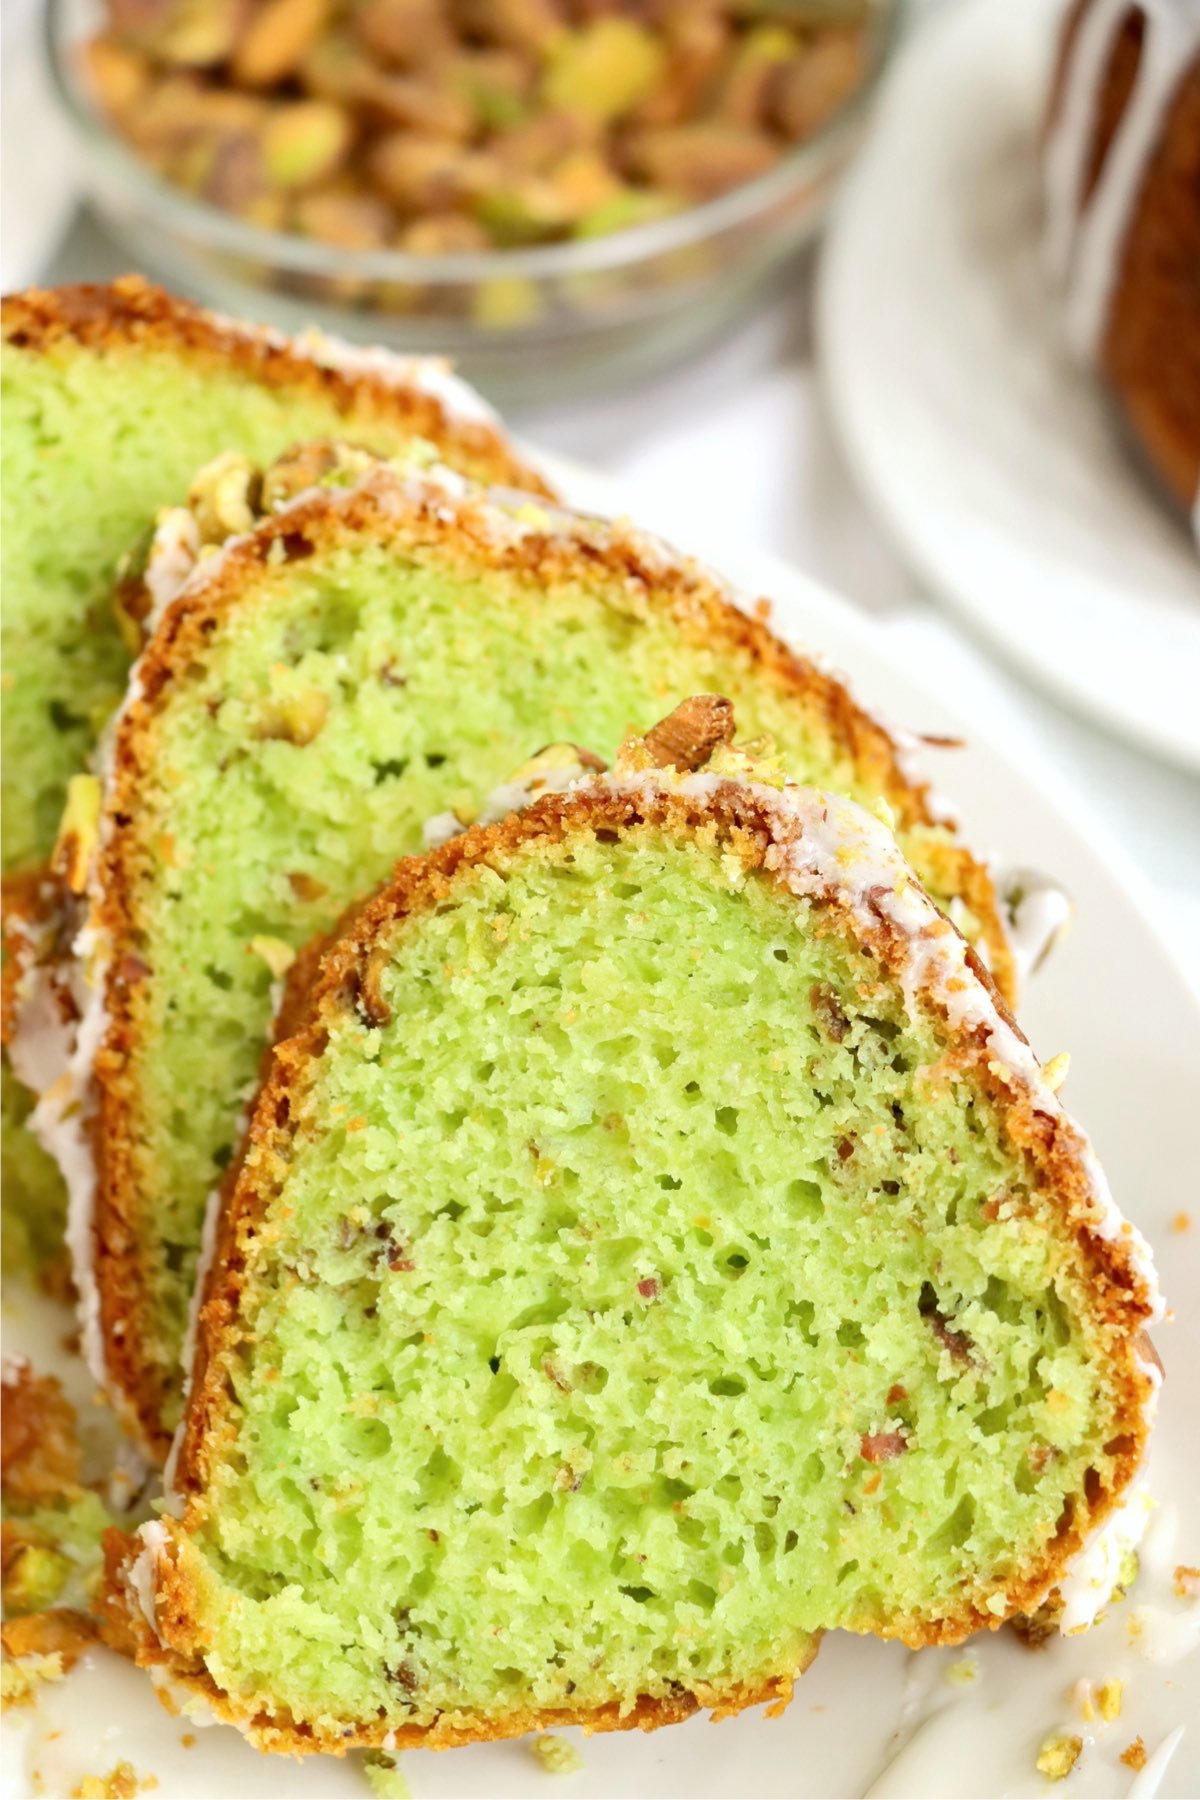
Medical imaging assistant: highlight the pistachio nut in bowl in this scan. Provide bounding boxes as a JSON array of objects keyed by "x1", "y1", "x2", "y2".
[{"x1": 47, "y1": 0, "x2": 903, "y2": 400}]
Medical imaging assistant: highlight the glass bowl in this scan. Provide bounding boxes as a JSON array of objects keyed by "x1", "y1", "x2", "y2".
[{"x1": 46, "y1": 0, "x2": 904, "y2": 404}]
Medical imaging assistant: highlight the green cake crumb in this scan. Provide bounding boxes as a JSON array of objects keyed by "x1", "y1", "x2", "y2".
[
  {"x1": 3, "y1": 1493, "x2": 120, "y2": 1616},
  {"x1": 946, "y1": 1656, "x2": 978, "y2": 1687},
  {"x1": 0, "y1": 1538, "x2": 72, "y2": 1614},
  {"x1": 0, "y1": 1652, "x2": 65, "y2": 1708},
  {"x1": 1036, "y1": 1733, "x2": 1083, "y2": 1781},
  {"x1": 362, "y1": 1751, "x2": 410, "y2": 1798},
  {"x1": 70, "y1": 1764, "x2": 156, "y2": 1798},
  {"x1": 1, "y1": 1063, "x2": 68, "y2": 1284},
  {"x1": 530, "y1": 1734, "x2": 584, "y2": 1774}
]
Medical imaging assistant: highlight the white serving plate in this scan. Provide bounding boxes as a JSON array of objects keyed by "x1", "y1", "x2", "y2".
[
  {"x1": 817, "y1": 0, "x2": 1200, "y2": 773},
  {"x1": 4, "y1": 456, "x2": 1199, "y2": 1798}
]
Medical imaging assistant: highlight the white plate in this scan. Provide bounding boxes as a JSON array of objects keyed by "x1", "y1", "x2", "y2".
[
  {"x1": 817, "y1": 0, "x2": 1200, "y2": 773},
  {"x1": 6, "y1": 461, "x2": 1200, "y2": 1798}
]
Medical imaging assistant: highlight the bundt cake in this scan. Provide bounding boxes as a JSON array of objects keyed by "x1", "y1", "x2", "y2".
[
  {"x1": 0, "y1": 275, "x2": 550, "y2": 877},
  {"x1": 107, "y1": 701, "x2": 1160, "y2": 1755},
  {"x1": 11, "y1": 457, "x2": 1014, "y2": 1457},
  {"x1": 1044, "y1": 0, "x2": 1200, "y2": 526}
]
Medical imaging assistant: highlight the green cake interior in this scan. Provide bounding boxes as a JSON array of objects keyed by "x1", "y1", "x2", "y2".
[
  {"x1": 180, "y1": 828, "x2": 1121, "y2": 1735},
  {"x1": 1, "y1": 1063, "x2": 66, "y2": 1278},
  {"x1": 0, "y1": 341, "x2": 488, "y2": 875},
  {"x1": 0, "y1": 340, "x2": 484, "y2": 1281},
  {"x1": 111, "y1": 537, "x2": 975, "y2": 1431}
]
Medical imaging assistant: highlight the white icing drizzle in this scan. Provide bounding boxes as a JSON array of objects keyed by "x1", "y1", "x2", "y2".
[
  {"x1": 287, "y1": 326, "x2": 501, "y2": 430},
  {"x1": 1044, "y1": 0, "x2": 1200, "y2": 362},
  {"x1": 1057, "y1": 1479, "x2": 1155, "y2": 1631},
  {"x1": 208, "y1": 306, "x2": 502, "y2": 432},
  {"x1": 885, "y1": 725, "x2": 961, "y2": 829},
  {"x1": 1129, "y1": 1726, "x2": 1187, "y2": 1797},
  {"x1": 422, "y1": 755, "x2": 597, "y2": 849},
  {"x1": 476, "y1": 764, "x2": 589, "y2": 825},
  {"x1": 143, "y1": 507, "x2": 200, "y2": 633},
  {"x1": 421, "y1": 810, "x2": 464, "y2": 850},
  {"x1": 126, "y1": 1520, "x2": 168, "y2": 1634},
  {"x1": 996, "y1": 865, "x2": 1075, "y2": 984},
  {"x1": 26, "y1": 918, "x2": 116, "y2": 1405},
  {"x1": 5, "y1": 901, "x2": 80, "y2": 1098},
  {"x1": 8, "y1": 634, "x2": 152, "y2": 1419},
  {"x1": 867, "y1": 1494, "x2": 1196, "y2": 1794},
  {"x1": 1044, "y1": 0, "x2": 1131, "y2": 290}
]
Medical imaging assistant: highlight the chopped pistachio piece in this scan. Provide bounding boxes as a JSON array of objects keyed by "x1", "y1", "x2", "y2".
[
  {"x1": 1096, "y1": 1679, "x2": 1123, "y2": 1722},
  {"x1": 262, "y1": 100, "x2": 351, "y2": 189},
  {"x1": 52, "y1": 774, "x2": 102, "y2": 894},
  {"x1": 543, "y1": 20, "x2": 664, "y2": 123}
]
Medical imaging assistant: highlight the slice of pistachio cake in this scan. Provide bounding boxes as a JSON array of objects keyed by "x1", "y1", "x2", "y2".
[
  {"x1": 13, "y1": 458, "x2": 1012, "y2": 1456},
  {"x1": 0, "y1": 275, "x2": 549, "y2": 877},
  {"x1": 0, "y1": 280, "x2": 545, "y2": 1287},
  {"x1": 107, "y1": 701, "x2": 1160, "y2": 1756}
]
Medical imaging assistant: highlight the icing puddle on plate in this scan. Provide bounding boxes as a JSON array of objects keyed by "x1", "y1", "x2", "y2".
[{"x1": 3, "y1": 1278, "x2": 1196, "y2": 1800}]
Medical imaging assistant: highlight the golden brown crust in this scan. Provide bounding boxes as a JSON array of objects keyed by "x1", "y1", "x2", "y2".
[
  {"x1": 104, "y1": 1521, "x2": 812, "y2": 1752},
  {"x1": 1047, "y1": 5, "x2": 1200, "y2": 513},
  {"x1": 1, "y1": 874, "x2": 47, "y2": 1048},
  {"x1": 0, "y1": 275, "x2": 554, "y2": 499},
  {"x1": 115, "y1": 760, "x2": 1153, "y2": 1750}
]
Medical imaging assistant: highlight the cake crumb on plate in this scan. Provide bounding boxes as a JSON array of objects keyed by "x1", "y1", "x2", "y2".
[
  {"x1": 362, "y1": 1750, "x2": 410, "y2": 1798},
  {"x1": 1035, "y1": 1733, "x2": 1082, "y2": 1780},
  {"x1": 530, "y1": 1734, "x2": 584, "y2": 1774},
  {"x1": 1120, "y1": 1737, "x2": 1147, "y2": 1771}
]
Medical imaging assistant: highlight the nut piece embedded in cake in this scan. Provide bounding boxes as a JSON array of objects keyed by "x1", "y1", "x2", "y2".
[{"x1": 641, "y1": 694, "x2": 735, "y2": 771}]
